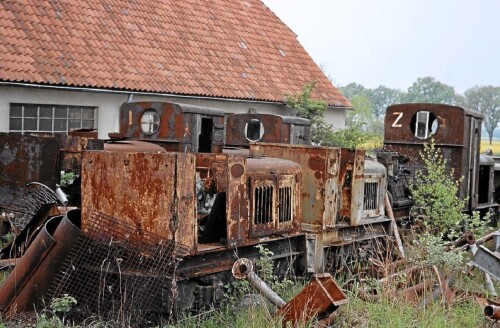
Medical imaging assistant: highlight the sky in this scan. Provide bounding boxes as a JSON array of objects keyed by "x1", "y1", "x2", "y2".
[{"x1": 262, "y1": 0, "x2": 500, "y2": 94}]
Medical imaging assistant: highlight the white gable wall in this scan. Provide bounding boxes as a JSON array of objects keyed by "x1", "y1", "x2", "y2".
[{"x1": 0, "y1": 85, "x2": 346, "y2": 139}]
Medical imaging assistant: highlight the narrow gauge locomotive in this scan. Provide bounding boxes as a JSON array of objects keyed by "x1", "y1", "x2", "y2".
[
  {"x1": 379, "y1": 103, "x2": 498, "y2": 221},
  {"x1": 78, "y1": 101, "x2": 393, "y2": 311}
]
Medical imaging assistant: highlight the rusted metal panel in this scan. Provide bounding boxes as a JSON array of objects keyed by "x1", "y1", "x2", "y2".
[
  {"x1": 224, "y1": 154, "x2": 248, "y2": 247},
  {"x1": 119, "y1": 102, "x2": 225, "y2": 153},
  {"x1": 226, "y1": 114, "x2": 311, "y2": 147},
  {"x1": 81, "y1": 151, "x2": 196, "y2": 253},
  {"x1": 276, "y1": 273, "x2": 348, "y2": 325},
  {"x1": 384, "y1": 103, "x2": 478, "y2": 145},
  {"x1": 0, "y1": 133, "x2": 59, "y2": 207},
  {"x1": 338, "y1": 148, "x2": 365, "y2": 225},
  {"x1": 350, "y1": 149, "x2": 365, "y2": 225},
  {"x1": 249, "y1": 143, "x2": 340, "y2": 231},
  {"x1": 56, "y1": 132, "x2": 103, "y2": 174}
]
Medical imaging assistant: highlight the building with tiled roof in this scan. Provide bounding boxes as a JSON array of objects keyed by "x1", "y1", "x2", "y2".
[{"x1": 0, "y1": 0, "x2": 351, "y2": 138}]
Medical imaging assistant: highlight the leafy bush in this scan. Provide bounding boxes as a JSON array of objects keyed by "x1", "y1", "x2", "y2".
[{"x1": 409, "y1": 139, "x2": 466, "y2": 237}]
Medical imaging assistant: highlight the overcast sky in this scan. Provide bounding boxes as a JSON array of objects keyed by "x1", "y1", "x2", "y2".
[{"x1": 262, "y1": 0, "x2": 500, "y2": 94}]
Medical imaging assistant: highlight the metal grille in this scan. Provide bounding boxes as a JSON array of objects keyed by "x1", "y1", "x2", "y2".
[
  {"x1": 363, "y1": 182, "x2": 379, "y2": 210},
  {"x1": 278, "y1": 186, "x2": 292, "y2": 222},
  {"x1": 4, "y1": 182, "x2": 58, "y2": 231},
  {"x1": 253, "y1": 185, "x2": 274, "y2": 225},
  {"x1": 47, "y1": 211, "x2": 188, "y2": 326}
]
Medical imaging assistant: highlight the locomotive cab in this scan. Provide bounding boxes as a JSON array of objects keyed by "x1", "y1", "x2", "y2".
[
  {"x1": 383, "y1": 103, "x2": 498, "y2": 219},
  {"x1": 225, "y1": 113, "x2": 311, "y2": 147},
  {"x1": 119, "y1": 101, "x2": 225, "y2": 153}
]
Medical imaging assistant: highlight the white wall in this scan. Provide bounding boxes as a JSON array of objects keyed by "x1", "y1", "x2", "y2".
[{"x1": 0, "y1": 85, "x2": 346, "y2": 138}]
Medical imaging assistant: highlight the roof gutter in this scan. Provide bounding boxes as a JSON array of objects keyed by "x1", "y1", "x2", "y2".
[{"x1": 0, "y1": 81, "x2": 282, "y2": 106}]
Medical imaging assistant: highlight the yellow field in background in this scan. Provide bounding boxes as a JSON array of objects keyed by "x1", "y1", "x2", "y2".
[{"x1": 480, "y1": 139, "x2": 500, "y2": 155}]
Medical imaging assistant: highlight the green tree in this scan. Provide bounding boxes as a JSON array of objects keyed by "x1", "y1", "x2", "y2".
[
  {"x1": 285, "y1": 82, "x2": 332, "y2": 145},
  {"x1": 346, "y1": 92, "x2": 372, "y2": 127},
  {"x1": 369, "y1": 85, "x2": 404, "y2": 119},
  {"x1": 403, "y1": 76, "x2": 456, "y2": 104},
  {"x1": 462, "y1": 86, "x2": 500, "y2": 144}
]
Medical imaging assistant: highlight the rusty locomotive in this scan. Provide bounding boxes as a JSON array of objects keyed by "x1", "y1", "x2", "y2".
[
  {"x1": 0, "y1": 100, "x2": 394, "y2": 316},
  {"x1": 378, "y1": 103, "x2": 498, "y2": 221}
]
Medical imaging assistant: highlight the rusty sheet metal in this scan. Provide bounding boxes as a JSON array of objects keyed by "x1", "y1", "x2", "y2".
[
  {"x1": 81, "y1": 151, "x2": 196, "y2": 253},
  {"x1": 0, "y1": 209, "x2": 81, "y2": 319},
  {"x1": 249, "y1": 143, "x2": 340, "y2": 230},
  {"x1": 276, "y1": 273, "x2": 348, "y2": 325},
  {"x1": 338, "y1": 148, "x2": 365, "y2": 226},
  {"x1": 218, "y1": 154, "x2": 247, "y2": 247},
  {"x1": 384, "y1": 103, "x2": 482, "y2": 146},
  {"x1": 226, "y1": 114, "x2": 299, "y2": 146},
  {"x1": 119, "y1": 102, "x2": 225, "y2": 153},
  {"x1": 56, "y1": 132, "x2": 103, "y2": 173},
  {"x1": 104, "y1": 139, "x2": 167, "y2": 152},
  {"x1": 0, "y1": 133, "x2": 59, "y2": 207}
]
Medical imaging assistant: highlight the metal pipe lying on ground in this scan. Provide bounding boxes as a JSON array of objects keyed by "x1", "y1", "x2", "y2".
[
  {"x1": 451, "y1": 232, "x2": 475, "y2": 248},
  {"x1": 231, "y1": 258, "x2": 286, "y2": 308},
  {"x1": 475, "y1": 231, "x2": 499, "y2": 247},
  {"x1": 484, "y1": 304, "x2": 500, "y2": 319}
]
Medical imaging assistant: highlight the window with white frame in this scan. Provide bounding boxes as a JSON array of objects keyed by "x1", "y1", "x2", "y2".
[{"x1": 9, "y1": 103, "x2": 97, "y2": 133}]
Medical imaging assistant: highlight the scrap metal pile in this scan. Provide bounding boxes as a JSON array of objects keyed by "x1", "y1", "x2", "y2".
[
  {"x1": 355, "y1": 230, "x2": 500, "y2": 322},
  {"x1": 0, "y1": 194, "x2": 189, "y2": 326}
]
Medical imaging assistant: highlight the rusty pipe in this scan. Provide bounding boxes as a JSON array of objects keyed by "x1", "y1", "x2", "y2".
[
  {"x1": 451, "y1": 231, "x2": 475, "y2": 248},
  {"x1": 484, "y1": 304, "x2": 500, "y2": 319},
  {"x1": 475, "y1": 231, "x2": 498, "y2": 247},
  {"x1": 232, "y1": 258, "x2": 286, "y2": 308}
]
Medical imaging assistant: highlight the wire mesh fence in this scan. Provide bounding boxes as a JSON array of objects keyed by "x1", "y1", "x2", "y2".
[{"x1": 47, "y1": 211, "x2": 189, "y2": 326}]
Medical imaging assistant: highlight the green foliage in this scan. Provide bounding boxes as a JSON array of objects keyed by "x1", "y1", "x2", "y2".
[
  {"x1": 369, "y1": 85, "x2": 404, "y2": 119},
  {"x1": 35, "y1": 313, "x2": 63, "y2": 328},
  {"x1": 60, "y1": 172, "x2": 76, "y2": 188},
  {"x1": 402, "y1": 76, "x2": 457, "y2": 104},
  {"x1": 329, "y1": 127, "x2": 371, "y2": 149},
  {"x1": 407, "y1": 233, "x2": 464, "y2": 269},
  {"x1": 410, "y1": 138, "x2": 491, "y2": 239},
  {"x1": 285, "y1": 82, "x2": 331, "y2": 145},
  {"x1": 50, "y1": 294, "x2": 77, "y2": 314},
  {"x1": 409, "y1": 139, "x2": 465, "y2": 237}
]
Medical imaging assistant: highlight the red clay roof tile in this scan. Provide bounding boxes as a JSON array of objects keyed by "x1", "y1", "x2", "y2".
[{"x1": 0, "y1": 0, "x2": 350, "y2": 107}]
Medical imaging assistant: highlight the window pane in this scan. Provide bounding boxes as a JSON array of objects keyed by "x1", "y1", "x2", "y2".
[
  {"x1": 54, "y1": 106, "x2": 68, "y2": 118},
  {"x1": 24, "y1": 105, "x2": 38, "y2": 117},
  {"x1": 81, "y1": 120, "x2": 95, "y2": 129},
  {"x1": 69, "y1": 107, "x2": 81, "y2": 119},
  {"x1": 39, "y1": 119, "x2": 52, "y2": 131},
  {"x1": 24, "y1": 118, "x2": 37, "y2": 130},
  {"x1": 69, "y1": 119, "x2": 81, "y2": 130},
  {"x1": 10, "y1": 104, "x2": 22, "y2": 117},
  {"x1": 10, "y1": 118, "x2": 22, "y2": 130},
  {"x1": 54, "y1": 119, "x2": 67, "y2": 131},
  {"x1": 39, "y1": 106, "x2": 53, "y2": 118},
  {"x1": 82, "y1": 108, "x2": 94, "y2": 119}
]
